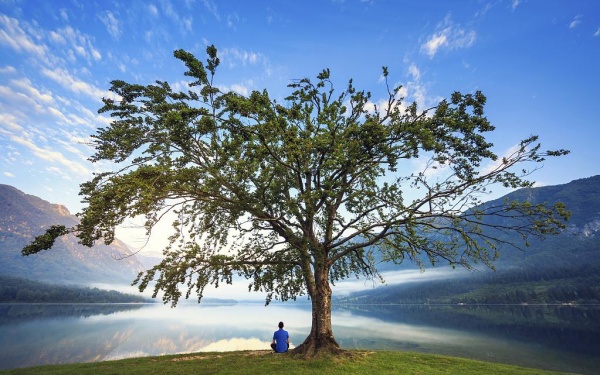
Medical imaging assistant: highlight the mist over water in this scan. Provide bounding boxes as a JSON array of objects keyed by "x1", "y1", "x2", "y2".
[{"x1": 0, "y1": 303, "x2": 598, "y2": 374}]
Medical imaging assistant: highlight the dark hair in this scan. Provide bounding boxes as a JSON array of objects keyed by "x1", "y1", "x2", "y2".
[{"x1": 278, "y1": 321, "x2": 284, "y2": 329}]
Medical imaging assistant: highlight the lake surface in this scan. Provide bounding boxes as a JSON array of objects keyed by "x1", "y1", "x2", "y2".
[{"x1": 0, "y1": 302, "x2": 598, "y2": 374}]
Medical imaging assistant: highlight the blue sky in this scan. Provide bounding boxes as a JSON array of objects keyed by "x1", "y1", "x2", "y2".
[{"x1": 1, "y1": 0, "x2": 598, "y2": 216}]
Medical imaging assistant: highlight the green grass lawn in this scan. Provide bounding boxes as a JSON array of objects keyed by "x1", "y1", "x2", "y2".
[{"x1": 0, "y1": 350, "x2": 571, "y2": 375}]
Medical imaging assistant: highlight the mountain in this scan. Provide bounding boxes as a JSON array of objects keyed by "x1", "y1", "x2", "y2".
[
  {"x1": 0, "y1": 184, "x2": 145, "y2": 286},
  {"x1": 338, "y1": 175, "x2": 600, "y2": 305},
  {"x1": 473, "y1": 175, "x2": 600, "y2": 268}
]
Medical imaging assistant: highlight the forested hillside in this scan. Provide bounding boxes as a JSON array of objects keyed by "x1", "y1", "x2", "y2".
[
  {"x1": 0, "y1": 275, "x2": 148, "y2": 303},
  {"x1": 339, "y1": 175, "x2": 600, "y2": 305}
]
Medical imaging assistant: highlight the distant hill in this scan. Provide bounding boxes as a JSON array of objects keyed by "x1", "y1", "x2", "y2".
[
  {"x1": 470, "y1": 175, "x2": 600, "y2": 269},
  {"x1": 338, "y1": 175, "x2": 600, "y2": 305},
  {"x1": 0, "y1": 184, "x2": 145, "y2": 286},
  {"x1": 0, "y1": 275, "x2": 148, "y2": 303}
]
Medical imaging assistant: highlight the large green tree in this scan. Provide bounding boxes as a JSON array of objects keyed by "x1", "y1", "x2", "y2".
[{"x1": 23, "y1": 46, "x2": 569, "y2": 356}]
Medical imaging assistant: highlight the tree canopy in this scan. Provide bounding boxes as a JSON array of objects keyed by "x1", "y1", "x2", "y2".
[{"x1": 23, "y1": 45, "x2": 569, "y2": 356}]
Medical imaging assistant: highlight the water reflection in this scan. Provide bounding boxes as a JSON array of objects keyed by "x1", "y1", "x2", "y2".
[
  {"x1": 0, "y1": 303, "x2": 598, "y2": 374},
  {"x1": 332, "y1": 304, "x2": 600, "y2": 374},
  {"x1": 336, "y1": 304, "x2": 600, "y2": 355},
  {"x1": 0, "y1": 303, "x2": 144, "y2": 323}
]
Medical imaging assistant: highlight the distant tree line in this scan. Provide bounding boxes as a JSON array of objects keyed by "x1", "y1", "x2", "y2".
[
  {"x1": 338, "y1": 263, "x2": 600, "y2": 305},
  {"x1": 0, "y1": 276, "x2": 148, "y2": 303}
]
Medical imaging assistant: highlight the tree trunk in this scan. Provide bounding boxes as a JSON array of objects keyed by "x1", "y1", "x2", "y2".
[{"x1": 292, "y1": 266, "x2": 344, "y2": 357}]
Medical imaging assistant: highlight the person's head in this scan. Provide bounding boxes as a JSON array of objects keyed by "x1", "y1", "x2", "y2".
[{"x1": 278, "y1": 321, "x2": 284, "y2": 329}]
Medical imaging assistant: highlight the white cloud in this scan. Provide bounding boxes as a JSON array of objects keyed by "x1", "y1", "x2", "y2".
[
  {"x1": 511, "y1": 0, "x2": 521, "y2": 10},
  {"x1": 361, "y1": 65, "x2": 438, "y2": 123},
  {"x1": 6, "y1": 131, "x2": 90, "y2": 176},
  {"x1": 159, "y1": 0, "x2": 194, "y2": 33},
  {"x1": 45, "y1": 165, "x2": 73, "y2": 181},
  {"x1": 398, "y1": 60, "x2": 441, "y2": 111},
  {"x1": 40, "y1": 67, "x2": 111, "y2": 101},
  {"x1": 202, "y1": 0, "x2": 221, "y2": 21},
  {"x1": 10, "y1": 78, "x2": 54, "y2": 104},
  {"x1": 228, "y1": 83, "x2": 250, "y2": 96},
  {"x1": 90, "y1": 47, "x2": 102, "y2": 61},
  {"x1": 49, "y1": 30, "x2": 66, "y2": 44},
  {"x1": 0, "y1": 113, "x2": 23, "y2": 132},
  {"x1": 227, "y1": 13, "x2": 240, "y2": 29},
  {"x1": 51, "y1": 26, "x2": 102, "y2": 63},
  {"x1": 569, "y1": 15, "x2": 582, "y2": 29},
  {"x1": 99, "y1": 11, "x2": 121, "y2": 39},
  {"x1": 148, "y1": 4, "x2": 159, "y2": 16},
  {"x1": 0, "y1": 15, "x2": 49, "y2": 62},
  {"x1": 182, "y1": 17, "x2": 193, "y2": 32},
  {"x1": 220, "y1": 48, "x2": 267, "y2": 67},
  {"x1": 3, "y1": 172, "x2": 15, "y2": 178},
  {"x1": 0, "y1": 83, "x2": 47, "y2": 115},
  {"x1": 47, "y1": 106, "x2": 72, "y2": 125},
  {"x1": 422, "y1": 32, "x2": 448, "y2": 58},
  {"x1": 0, "y1": 16, "x2": 102, "y2": 85},
  {"x1": 421, "y1": 16, "x2": 476, "y2": 59},
  {"x1": 480, "y1": 143, "x2": 521, "y2": 176},
  {"x1": 0, "y1": 71, "x2": 106, "y2": 182},
  {"x1": 595, "y1": 28, "x2": 600, "y2": 37},
  {"x1": 408, "y1": 63, "x2": 421, "y2": 81},
  {"x1": 59, "y1": 8, "x2": 69, "y2": 21},
  {"x1": 160, "y1": 0, "x2": 184, "y2": 23},
  {"x1": 0, "y1": 66, "x2": 17, "y2": 74},
  {"x1": 214, "y1": 81, "x2": 252, "y2": 96}
]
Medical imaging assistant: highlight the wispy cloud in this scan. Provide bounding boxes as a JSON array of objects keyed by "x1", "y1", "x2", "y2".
[
  {"x1": 0, "y1": 113, "x2": 23, "y2": 132},
  {"x1": 202, "y1": 0, "x2": 221, "y2": 21},
  {"x1": 219, "y1": 47, "x2": 268, "y2": 68},
  {"x1": 0, "y1": 82, "x2": 49, "y2": 116},
  {"x1": 569, "y1": 15, "x2": 582, "y2": 29},
  {"x1": 4, "y1": 131, "x2": 89, "y2": 176},
  {"x1": 159, "y1": 0, "x2": 194, "y2": 32},
  {"x1": 98, "y1": 11, "x2": 121, "y2": 39},
  {"x1": 2, "y1": 15, "x2": 101, "y2": 66},
  {"x1": 10, "y1": 78, "x2": 53, "y2": 105},
  {"x1": 408, "y1": 63, "x2": 421, "y2": 82},
  {"x1": 421, "y1": 15, "x2": 476, "y2": 59},
  {"x1": 148, "y1": 4, "x2": 159, "y2": 16},
  {"x1": 362, "y1": 60, "x2": 439, "y2": 124},
  {"x1": 40, "y1": 67, "x2": 111, "y2": 101},
  {"x1": 0, "y1": 45, "x2": 107, "y2": 184},
  {"x1": 595, "y1": 28, "x2": 600, "y2": 37},
  {"x1": 227, "y1": 12, "x2": 240, "y2": 30},
  {"x1": 55, "y1": 26, "x2": 102, "y2": 62},
  {"x1": 0, "y1": 65, "x2": 16, "y2": 74},
  {"x1": 480, "y1": 143, "x2": 521, "y2": 177},
  {"x1": 59, "y1": 8, "x2": 69, "y2": 22},
  {"x1": 217, "y1": 82, "x2": 251, "y2": 96},
  {"x1": 0, "y1": 15, "x2": 49, "y2": 62},
  {"x1": 511, "y1": 0, "x2": 521, "y2": 11},
  {"x1": 3, "y1": 172, "x2": 15, "y2": 178},
  {"x1": 334, "y1": 266, "x2": 469, "y2": 295}
]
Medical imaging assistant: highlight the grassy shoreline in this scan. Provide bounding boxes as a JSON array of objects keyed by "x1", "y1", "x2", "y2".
[{"x1": 0, "y1": 350, "x2": 572, "y2": 375}]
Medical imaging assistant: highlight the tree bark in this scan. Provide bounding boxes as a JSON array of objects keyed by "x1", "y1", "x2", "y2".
[{"x1": 292, "y1": 266, "x2": 344, "y2": 357}]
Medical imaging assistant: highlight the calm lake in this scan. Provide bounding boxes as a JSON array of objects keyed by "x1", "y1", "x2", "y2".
[{"x1": 0, "y1": 302, "x2": 598, "y2": 374}]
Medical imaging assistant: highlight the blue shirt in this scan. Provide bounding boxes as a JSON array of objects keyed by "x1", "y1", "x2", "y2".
[{"x1": 273, "y1": 328, "x2": 289, "y2": 352}]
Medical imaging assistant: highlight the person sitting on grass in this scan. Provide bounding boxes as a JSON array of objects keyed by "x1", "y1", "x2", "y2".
[{"x1": 271, "y1": 321, "x2": 289, "y2": 353}]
